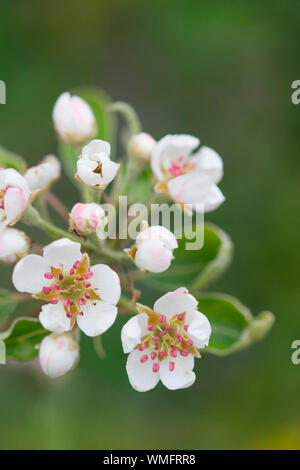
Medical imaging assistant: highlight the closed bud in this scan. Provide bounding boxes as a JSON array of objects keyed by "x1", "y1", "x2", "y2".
[
  {"x1": 69, "y1": 202, "x2": 107, "y2": 234},
  {"x1": 25, "y1": 155, "x2": 61, "y2": 192},
  {"x1": 128, "y1": 132, "x2": 156, "y2": 161},
  {"x1": 39, "y1": 333, "x2": 79, "y2": 379},
  {"x1": 0, "y1": 228, "x2": 30, "y2": 264}
]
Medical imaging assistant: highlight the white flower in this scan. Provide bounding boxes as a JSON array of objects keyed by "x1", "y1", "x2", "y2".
[
  {"x1": 52, "y1": 92, "x2": 97, "y2": 145},
  {"x1": 76, "y1": 139, "x2": 120, "y2": 189},
  {"x1": 125, "y1": 225, "x2": 178, "y2": 273},
  {"x1": 128, "y1": 132, "x2": 156, "y2": 161},
  {"x1": 121, "y1": 287, "x2": 211, "y2": 392},
  {"x1": 39, "y1": 333, "x2": 79, "y2": 379},
  {"x1": 12, "y1": 238, "x2": 121, "y2": 337},
  {"x1": 151, "y1": 134, "x2": 225, "y2": 212},
  {"x1": 25, "y1": 155, "x2": 61, "y2": 192},
  {"x1": 0, "y1": 228, "x2": 30, "y2": 264},
  {"x1": 69, "y1": 202, "x2": 107, "y2": 235},
  {"x1": 0, "y1": 168, "x2": 31, "y2": 230}
]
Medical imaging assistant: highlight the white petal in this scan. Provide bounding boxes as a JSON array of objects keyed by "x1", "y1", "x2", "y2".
[
  {"x1": 1, "y1": 168, "x2": 29, "y2": 191},
  {"x1": 12, "y1": 254, "x2": 51, "y2": 294},
  {"x1": 160, "y1": 354, "x2": 195, "y2": 390},
  {"x1": 43, "y1": 238, "x2": 82, "y2": 271},
  {"x1": 77, "y1": 300, "x2": 117, "y2": 337},
  {"x1": 126, "y1": 348, "x2": 160, "y2": 392},
  {"x1": 190, "y1": 146, "x2": 223, "y2": 184},
  {"x1": 185, "y1": 310, "x2": 212, "y2": 349},
  {"x1": 0, "y1": 228, "x2": 29, "y2": 264},
  {"x1": 154, "y1": 288, "x2": 198, "y2": 318},
  {"x1": 135, "y1": 240, "x2": 173, "y2": 273},
  {"x1": 136, "y1": 226, "x2": 178, "y2": 250},
  {"x1": 77, "y1": 158, "x2": 101, "y2": 186},
  {"x1": 167, "y1": 172, "x2": 213, "y2": 205},
  {"x1": 121, "y1": 313, "x2": 148, "y2": 353},
  {"x1": 193, "y1": 184, "x2": 225, "y2": 213},
  {"x1": 82, "y1": 139, "x2": 111, "y2": 158},
  {"x1": 39, "y1": 302, "x2": 71, "y2": 333},
  {"x1": 90, "y1": 264, "x2": 121, "y2": 305},
  {"x1": 25, "y1": 155, "x2": 61, "y2": 191},
  {"x1": 39, "y1": 333, "x2": 79, "y2": 379},
  {"x1": 4, "y1": 187, "x2": 29, "y2": 224},
  {"x1": 100, "y1": 159, "x2": 119, "y2": 186}
]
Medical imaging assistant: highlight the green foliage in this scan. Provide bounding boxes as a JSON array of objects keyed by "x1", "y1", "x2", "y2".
[
  {"x1": 0, "y1": 317, "x2": 48, "y2": 361},
  {"x1": 0, "y1": 145, "x2": 27, "y2": 174},
  {"x1": 197, "y1": 293, "x2": 275, "y2": 356},
  {"x1": 0, "y1": 290, "x2": 18, "y2": 322}
]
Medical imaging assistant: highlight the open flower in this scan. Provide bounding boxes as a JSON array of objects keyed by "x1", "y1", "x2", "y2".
[
  {"x1": 52, "y1": 92, "x2": 97, "y2": 145},
  {"x1": 121, "y1": 287, "x2": 211, "y2": 391},
  {"x1": 12, "y1": 238, "x2": 121, "y2": 337},
  {"x1": 0, "y1": 168, "x2": 31, "y2": 230},
  {"x1": 0, "y1": 228, "x2": 30, "y2": 264},
  {"x1": 69, "y1": 202, "x2": 107, "y2": 235},
  {"x1": 125, "y1": 225, "x2": 178, "y2": 273},
  {"x1": 76, "y1": 139, "x2": 120, "y2": 189},
  {"x1": 151, "y1": 134, "x2": 225, "y2": 212},
  {"x1": 25, "y1": 155, "x2": 61, "y2": 192},
  {"x1": 39, "y1": 333, "x2": 79, "y2": 379}
]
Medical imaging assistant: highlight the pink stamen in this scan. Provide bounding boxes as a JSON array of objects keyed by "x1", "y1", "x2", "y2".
[
  {"x1": 140, "y1": 354, "x2": 148, "y2": 363},
  {"x1": 152, "y1": 363, "x2": 160, "y2": 373},
  {"x1": 187, "y1": 339, "x2": 193, "y2": 347},
  {"x1": 151, "y1": 352, "x2": 157, "y2": 360},
  {"x1": 85, "y1": 292, "x2": 91, "y2": 299},
  {"x1": 160, "y1": 351, "x2": 167, "y2": 358},
  {"x1": 79, "y1": 311, "x2": 83, "y2": 315},
  {"x1": 139, "y1": 343, "x2": 146, "y2": 351},
  {"x1": 154, "y1": 343, "x2": 159, "y2": 350},
  {"x1": 50, "y1": 298, "x2": 58, "y2": 304},
  {"x1": 160, "y1": 331, "x2": 167, "y2": 336},
  {"x1": 174, "y1": 328, "x2": 179, "y2": 338},
  {"x1": 83, "y1": 281, "x2": 91, "y2": 288},
  {"x1": 79, "y1": 298, "x2": 86, "y2": 305},
  {"x1": 180, "y1": 348, "x2": 189, "y2": 357},
  {"x1": 73, "y1": 261, "x2": 80, "y2": 269},
  {"x1": 66, "y1": 312, "x2": 72, "y2": 318},
  {"x1": 178, "y1": 335, "x2": 183, "y2": 343},
  {"x1": 169, "y1": 361, "x2": 175, "y2": 371},
  {"x1": 158, "y1": 315, "x2": 166, "y2": 323},
  {"x1": 170, "y1": 349, "x2": 177, "y2": 358},
  {"x1": 148, "y1": 325, "x2": 154, "y2": 331},
  {"x1": 50, "y1": 283, "x2": 59, "y2": 290},
  {"x1": 59, "y1": 274, "x2": 64, "y2": 281},
  {"x1": 177, "y1": 314, "x2": 184, "y2": 321},
  {"x1": 44, "y1": 272, "x2": 54, "y2": 279},
  {"x1": 42, "y1": 286, "x2": 50, "y2": 294},
  {"x1": 64, "y1": 299, "x2": 71, "y2": 307},
  {"x1": 84, "y1": 271, "x2": 93, "y2": 279},
  {"x1": 152, "y1": 336, "x2": 159, "y2": 341},
  {"x1": 165, "y1": 325, "x2": 171, "y2": 330},
  {"x1": 184, "y1": 324, "x2": 189, "y2": 331},
  {"x1": 76, "y1": 275, "x2": 84, "y2": 281},
  {"x1": 70, "y1": 268, "x2": 75, "y2": 275}
]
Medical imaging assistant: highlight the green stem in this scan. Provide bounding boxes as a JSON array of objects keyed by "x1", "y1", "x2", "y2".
[
  {"x1": 119, "y1": 295, "x2": 137, "y2": 314},
  {"x1": 107, "y1": 102, "x2": 142, "y2": 135}
]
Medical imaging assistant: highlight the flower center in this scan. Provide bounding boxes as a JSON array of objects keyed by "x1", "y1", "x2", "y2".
[
  {"x1": 93, "y1": 161, "x2": 103, "y2": 176},
  {"x1": 137, "y1": 311, "x2": 197, "y2": 373},
  {"x1": 35, "y1": 253, "x2": 99, "y2": 327},
  {"x1": 168, "y1": 157, "x2": 195, "y2": 177}
]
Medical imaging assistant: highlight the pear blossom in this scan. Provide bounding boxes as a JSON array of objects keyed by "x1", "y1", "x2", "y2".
[
  {"x1": 0, "y1": 168, "x2": 31, "y2": 230},
  {"x1": 76, "y1": 139, "x2": 120, "y2": 189},
  {"x1": 52, "y1": 92, "x2": 97, "y2": 145},
  {"x1": 69, "y1": 202, "x2": 107, "y2": 235},
  {"x1": 0, "y1": 228, "x2": 30, "y2": 264},
  {"x1": 39, "y1": 333, "x2": 79, "y2": 379},
  {"x1": 125, "y1": 225, "x2": 178, "y2": 273},
  {"x1": 128, "y1": 132, "x2": 156, "y2": 161},
  {"x1": 25, "y1": 155, "x2": 61, "y2": 192},
  {"x1": 12, "y1": 238, "x2": 121, "y2": 337},
  {"x1": 151, "y1": 134, "x2": 225, "y2": 212},
  {"x1": 121, "y1": 287, "x2": 211, "y2": 391}
]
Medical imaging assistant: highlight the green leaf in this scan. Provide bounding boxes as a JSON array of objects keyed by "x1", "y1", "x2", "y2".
[
  {"x1": 0, "y1": 290, "x2": 18, "y2": 322},
  {"x1": 128, "y1": 167, "x2": 152, "y2": 204},
  {"x1": 0, "y1": 317, "x2": 48, "y2": 361},
  {"x1": 142, "y1": 223, "x2": 233, "y2": 292},
  {"x1": 0, "y1": 145, "x2": 27, "y2": 174},
  {"x1": 0, "y1": 340, "x2": 5, "y2": 364},
  {"x1": 196, "y1": 293, "x2": 275, "y2": 356}
]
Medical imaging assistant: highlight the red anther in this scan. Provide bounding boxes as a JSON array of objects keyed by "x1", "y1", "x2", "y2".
[
  {"x1": 42, "y1": 286, "x2": 50, "y2": 295},
  {"x1": 170, "y1": 349, "x2": 177, "y2": 358},
  {"x1": 85, "y1": 292, "x2": 91, "y2": 299},
  {"x1": 165, "y1": 325, "x2": 171, "y2": 330},
  {"x1": 154, "y1": 343, "x2": 159, "y2": 350},
  {"x1": 84, "y1": 271, "x2": 93, "y2": 279},
  {"x1": 187, "y1": 339, "x2": 193, "y2": 347},
  {"x1": 178, "y1": 336, "x2": 183, "y2": 343},
  {"x1": 76, "y1": 275, "x2": 84, "y2": 281},
  {"x1": 180, "y1": 348, "x2": 189, "y2": 357},
  {"x1": 70, "y1": 268, "x2": 75, "y2": 275},
  {"x1": 79, "y1": 298, "x2": 86, "y2": 305},
  {"x1": 152, "y1": 363, "x2": 160, "y2": 373},
  {"x1": 177, "y1": 314, "x2": 184, "y2": 321},
  {"x1": 44, "y1": 272, "x2": 54, "y2": 279},
  {"x1": 152, "y1": 336, "x2": 159, "y2": 341},
  {"x1": 66, "y1": 312, "x2": 72, "y2": 318},
  {"x1": 148, "y1": 325, "x2": 154, "y2": 331},
  {"x1": 64, "y1": 299, "x2": 71, "y2": 307},
  {"x1": 158, "y1": 315, "x2": 166, "y2": 323},
  {"x1": 184, "y1": 324, "x2": 189, "y2": 331},
  {"x1": 83, "y1": 281, "x2": 91, "y2": 288},
  {"x1": 50, "y1": 297, "x2": 58, "y2": 304},
  {"x1": 140, "y1": 354, "x2": 148, "y2": 363},
  {"x1": 151, "y1": 352, "x2": 157, "y2": 360},
  {"x1": 79, "y1": 311, "x2": 83, "y2": 315},
  {"x1": 73, "y1": 261, "x2": 80, "y2": 269},
  {"x1": 169, "y1": 361, "x2": 175, "y2": 371},
  {"x1": 50, "y1": 284, "x2": 59, "y2": 290},
  {"x1": 160, "y1": 331, "x2": 167, "y2": 336},
  {"x1": 59, "y1": 274, "x2": 64, "y2": 281},
  {"x1": 139, "y1": 343, "x2": 146, "y2": 351},
  {"x1": 160, "y1": 351, "x2": 167, "y2": 358},
  {"x1": 174, "y1": 328, "x2": 179, "y2": 338}
]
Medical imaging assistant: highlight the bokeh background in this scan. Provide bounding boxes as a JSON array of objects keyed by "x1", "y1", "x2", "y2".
[{"x1": 0, "y1": 0, "x2": 299, "y2": 450}]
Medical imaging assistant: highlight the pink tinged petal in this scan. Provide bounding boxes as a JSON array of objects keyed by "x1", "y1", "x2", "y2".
[
  {"x1": 135, "y1": 240, "x2": 173, "y2": 273},
  {"x1": 4, "y1": 187, "x2": 29, "y2": 224},
  {"x1": 39, "y1": 334, "x2": 79, "y2": 379},
  {"x1": 12, "y1": 254, "x2": 51, "y2": 294},
  {"x1": 136, "y1": 225, "x2": 178, "y2": 250},
  {"x1": 76, "y1": 300, "x2": 117, "y2": 337},
  {"x1": 126, "y1": 349, "x2": 160, "y2": 392},
  {"x1": 89, "y1": 264, "x2": 121, "y2": 305},
  {"x1": 43, "y1": 238, "x2": 82, "y2": 271},
  {"x1": 153, "y1": 287, "x2": 198, "y2": 318},
  {"x1": 193, "y1": 184, "x2": 225, "y2": 213},
  {"x1": 39, "y1": 302, "x2": 71, "y2": 333},
  {"x1": 190, "y1": 146, "x2": 223, "y2": 184},
  {"x1": 159, "y1": 353, "x2": 195, "y2": 390},
  {"x1": 167, "y1": 172, "x2": 213, "y2": 205},
  {"x1": 0, "y1": 227, "x2": 29, "y2": 264},
  {"x1": 121, "y1": 313, "x2": 149, "y2": 353},
  {"x1": 185, "y1": 310, "x2": 212, "y2": 349}
]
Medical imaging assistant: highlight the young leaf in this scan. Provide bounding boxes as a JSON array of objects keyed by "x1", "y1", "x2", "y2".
[
  {"x1": 0, "y1": 145, "x2": 27, "y2": 174},
  {"x1": 0, "y1": 317, "x2": 48, "y2": 361},
  {"x1": 196, "y1": 293, "x2": 275, "y2": 356},
  {"x1": 0, "y1": 290, "x2": 18, "y2": 322},
  {"x1": 143, "y1": 223, "x2": 233, "y2": 292}
]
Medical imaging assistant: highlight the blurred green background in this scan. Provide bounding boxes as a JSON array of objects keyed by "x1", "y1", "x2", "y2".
[{"x1": 0, "y1": 0, "x2": 299, "y2": 450}]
